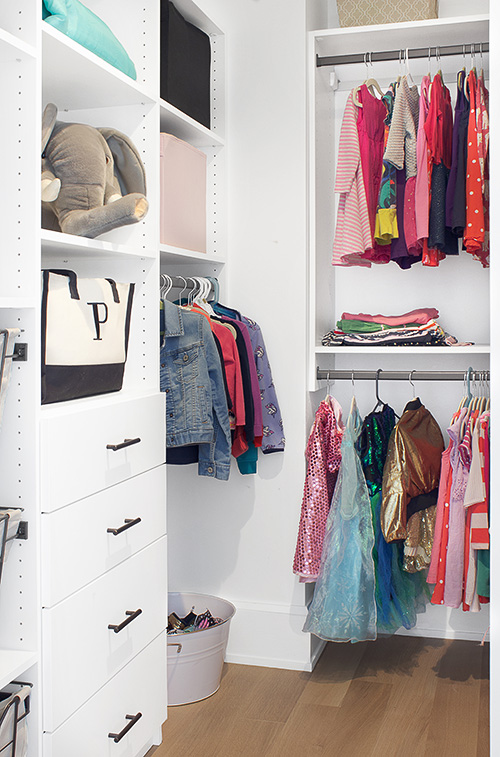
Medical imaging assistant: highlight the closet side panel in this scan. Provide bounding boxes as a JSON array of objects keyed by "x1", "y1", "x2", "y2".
[{"x1": 489, "y1": 4, "x2": 499, "y2": 753}]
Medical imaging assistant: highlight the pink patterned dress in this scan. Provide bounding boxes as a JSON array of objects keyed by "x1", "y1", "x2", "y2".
[
  {"x1": 293, "y1": 396, "x2": 344, "y2": 582},
  {"x1": 332, "y1": 92, "x2": 373, "y2": 266}
]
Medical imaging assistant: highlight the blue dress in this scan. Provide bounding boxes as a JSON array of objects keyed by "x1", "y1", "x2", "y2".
[
  {"x1": 356, "y1": 404, "x2": 429, "y2": 634},
  {"x1": 303, "y1": 397, "x2": 377, "y2": 643}
]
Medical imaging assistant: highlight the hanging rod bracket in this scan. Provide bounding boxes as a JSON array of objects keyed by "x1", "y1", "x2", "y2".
[
  {"x1": 16, "y1": 521, "x2": 28, "y2": 540},
  {"x1": 9, "y1": 343, "x2": 28, "y2": 362}
]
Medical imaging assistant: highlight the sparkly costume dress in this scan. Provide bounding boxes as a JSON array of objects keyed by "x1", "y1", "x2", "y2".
[
  {"x1": 303, "y1": 397, "x2": 377, "y2": 643},
  {"x1": 293, "y1": 396, "x2": 344, "y2": 582},
  {"x1": 357, "y1": 404, "x2": 430, "y2": 633}
]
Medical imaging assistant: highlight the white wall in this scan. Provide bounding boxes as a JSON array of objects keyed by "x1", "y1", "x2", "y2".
[{"x1": 166, "y1": 0, "x2": 327, "y2": 670}]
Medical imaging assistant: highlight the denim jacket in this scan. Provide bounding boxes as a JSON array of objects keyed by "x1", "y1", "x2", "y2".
[{"x1": 160, "y1": 300, "x2": 231, "y2": 480}]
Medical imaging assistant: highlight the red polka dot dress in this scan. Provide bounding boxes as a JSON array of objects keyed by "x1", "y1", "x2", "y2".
[{"x1": 464, "y1": 69, "x2": 489, "y2": 267}]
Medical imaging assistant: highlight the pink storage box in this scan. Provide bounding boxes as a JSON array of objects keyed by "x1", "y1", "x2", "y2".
[{"x1": 160, "y1": 133, "x2": 207, "y2": 252}]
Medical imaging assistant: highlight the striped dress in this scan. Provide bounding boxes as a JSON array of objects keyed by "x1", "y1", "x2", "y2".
[{"x1": 332, "y1": 91, "x2": 373, "y2": 266}]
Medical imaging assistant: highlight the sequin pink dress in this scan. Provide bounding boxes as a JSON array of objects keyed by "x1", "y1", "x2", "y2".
[{"x1": 293, "y1": 396, "x2": 344, "y2": 582}]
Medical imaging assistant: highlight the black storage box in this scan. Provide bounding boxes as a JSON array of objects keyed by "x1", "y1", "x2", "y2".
[{"x1": 160, "y1": 1, "x2": 211, "y2": 129}]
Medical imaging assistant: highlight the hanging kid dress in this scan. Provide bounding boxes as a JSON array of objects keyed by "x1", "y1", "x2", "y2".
[
  {"x1": 357, "y1": 403, "x2": 429, "y2": 633},
  {"x1": 293, "y1": 395, "x2": 344, "y2": 582},
  {"x1": 303, "y1": 397, "x2": 377, "y2": 643}
]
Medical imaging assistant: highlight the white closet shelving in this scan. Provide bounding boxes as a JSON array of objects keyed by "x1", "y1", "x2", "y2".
[
  {"x1": 309, "y1": 14, "x2": 490, "y2": 388},
  {"x1": 0, "y1": 0, "x2": 226, "y2": 753},
  {"x1": 308, "y1": 14, "x2": 491, "y2": 643},
  {"x1": 39, "y1": 0, "x2": 167, "y2": 750},
  {"x1": 159, "y1": 0, "x2": 227, "y2": 278}
]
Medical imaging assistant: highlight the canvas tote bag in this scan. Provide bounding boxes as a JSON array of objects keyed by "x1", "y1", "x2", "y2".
[
  {"x1": 337, "y1": 0, "x2": 438, "y2": 27},
  {"x1": 41, "y1": 269, "x2": 135, "y2": 404}
]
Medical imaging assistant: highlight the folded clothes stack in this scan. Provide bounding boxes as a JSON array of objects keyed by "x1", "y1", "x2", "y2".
[{"x1": 321, "y1": 308, "x2": 473, "y2": 347}]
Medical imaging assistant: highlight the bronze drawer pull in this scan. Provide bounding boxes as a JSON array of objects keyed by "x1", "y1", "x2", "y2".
[
  {"x1": 106, "y1": 437, "x2": 141, "y2": 451},
  {"x1": 108, "y1": 609, "x2": 142, "y2": 634},
  {"x1": 108, "y1": 712, "x2": 142, "y2": 743},
  {"x1": 107, "y1": 518, "x2": 142, "y2": 536}
]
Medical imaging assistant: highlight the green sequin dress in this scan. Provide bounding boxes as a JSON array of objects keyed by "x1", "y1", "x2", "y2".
[{"x1": 357, "y1": 404, "x2": 430, "y2": 633}]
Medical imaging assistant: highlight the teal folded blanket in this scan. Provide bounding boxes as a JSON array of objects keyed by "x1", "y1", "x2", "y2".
[
  {"x1": 336, "y1": 319, "x2": 420, "y2": 334},
  {"x1": 42, "y1": 0, "x2": 137, "y2": 80}
]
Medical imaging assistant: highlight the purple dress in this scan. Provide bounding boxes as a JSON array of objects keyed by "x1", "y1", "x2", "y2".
[{"x1": 446, "y1": 70, "x2": 467, "y2": 230}]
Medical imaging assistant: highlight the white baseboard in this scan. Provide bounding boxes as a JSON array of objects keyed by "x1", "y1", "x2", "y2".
[
  {"x1": 396, "y1": 626, "x2": 490, "y2": 643},
  {"x1": 224, "y1": 599, "x2": 315, "y2": 671},
  {"x1": 224, "y1": 651, "x2": 315, "y2": 672},
  {"x1": 222, "y1": 599, "x2": 490, "y2": 671}
]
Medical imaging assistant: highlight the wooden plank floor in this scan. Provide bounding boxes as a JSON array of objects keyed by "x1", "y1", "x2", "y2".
[{"x1": 148, "y1": 637, "x2": 489, "y2": 757}]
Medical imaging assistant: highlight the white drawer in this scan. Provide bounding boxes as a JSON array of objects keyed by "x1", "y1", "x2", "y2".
[
  {"x1": 42, "y1": 537, "x2": 167, "y2": 731},
  {"x1": 43, "y1": 632, "x2": 167, "y2": 757},
  {"x1": 41, "y1": 392, "x2": 166, "y2": 511},
  {"x1": 41, "y1": 466, "x2": 167, "y2": 607}
]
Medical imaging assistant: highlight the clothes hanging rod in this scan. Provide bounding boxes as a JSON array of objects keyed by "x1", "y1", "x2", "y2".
[
  {"x1": 159, "y1": 275, "x2": 217, "y2": 290},
  {"x1": 316, "y1": 369, "x2": 490, "y2": 382},
  {"x1": 316, "y1": 42, "x2": 489, "y2": 68}
]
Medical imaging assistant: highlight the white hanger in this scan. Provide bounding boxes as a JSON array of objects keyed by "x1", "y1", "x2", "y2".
[
  {"x1": 325, "y1": 370, "x2": 332, "y2": 399},
  {"x1": 186, "y1": 276, "x2": 199, "y2": 306},
  {"x1": 160, "y1": 273, "x2": 173, "y2": 300},
  {"x1": 364, "y1": 52, "x2": 384, "y2": 97},
  {"x1": 200, "y1": 277, "x2": 215, "y2": 315},
  {"x1": 353, "y1": 51, "x2": 383, "y2": 106},
  {"x1": 176, "y1": 276, "x2": 188, "y2": 304},
  {"x1": 192, "y1": 276, "x2": 215, "y2": 315},
  {"x1": 405, "y1": 48, "x2": 415, "y2": 88}
]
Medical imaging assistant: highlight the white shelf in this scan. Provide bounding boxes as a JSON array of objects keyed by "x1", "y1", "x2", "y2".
[
  {"x1": 0, "y1": 298, "x2": 35, "y2": 310},
  {"x1": 42, "y1": 24, "x2": 156, "y2": 110},
  {"x1": 160, "y1": 100, "x2": 224, "y2": 148},
  {"x1": 41, "y1": 230, "x2": 156, "y2": 262},
  {"x1": 0, "y1": 26, "x2": 36, "y2": 60},
  {"x1": 160, "y1": 243, "x2": 225, "y2": 268},
  {"x1": 171, "y1": 0, "x2": 224, "y2": 35},
  {"x1": 0, "y1": 650, "x2": 37, "y2": 690},
  {"x1": 313, "y1": 14, "x2": 489, "y2": 56},
  {"x1": 316, "y1": 345, "x2": 491, "y2": 355}
]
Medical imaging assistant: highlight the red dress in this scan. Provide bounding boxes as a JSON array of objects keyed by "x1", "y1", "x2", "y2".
[
  {"x1": 464, "y1": 70, "x2": 486, "y2": 263},
  {"x1": 356, "y1": 84, "x2": 390, "y2": 264}
]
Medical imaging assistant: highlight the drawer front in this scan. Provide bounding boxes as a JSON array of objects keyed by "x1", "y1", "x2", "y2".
[
  {"x1": 42, "y1": 537, "x2": 167, "y2": 731},
  {"x1": 41, "y1": 392, "x2": 166, "y2": 511},
  {"x1": 41, "y1": 466, "x2": 167, "y2": 607},
  {"x1": 43, "y1": 632, "x2": 167, "y2": 757}
]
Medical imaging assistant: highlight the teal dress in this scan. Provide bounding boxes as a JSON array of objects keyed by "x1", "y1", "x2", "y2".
[
  {"x1": 357, "y1": 404, "x2": 430, "y2": 634},
  {"x1": 303, "y1": 397, "x2": 377, "y2": 643}
]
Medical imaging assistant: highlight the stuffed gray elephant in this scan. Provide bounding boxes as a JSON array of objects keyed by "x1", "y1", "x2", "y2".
[{"x1": 42, "y1": 103, "x2": 148, "y2": 239}]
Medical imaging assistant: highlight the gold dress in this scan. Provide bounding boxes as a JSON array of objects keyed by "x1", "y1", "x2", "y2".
[{"x1": 381, "y1": 398, "x2": 444, "y2": 570}]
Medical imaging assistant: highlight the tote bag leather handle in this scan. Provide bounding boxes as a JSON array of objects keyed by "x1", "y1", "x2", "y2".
[{"x1": 43, "y1": 270, "x2": 121, "y2": 303}]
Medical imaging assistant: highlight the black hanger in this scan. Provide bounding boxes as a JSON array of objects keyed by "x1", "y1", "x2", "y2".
[{"x1": 370, "y1": 369, "x2": 385, "y2": 414}]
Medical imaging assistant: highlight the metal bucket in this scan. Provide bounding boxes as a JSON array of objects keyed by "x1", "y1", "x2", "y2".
[{"x1": 167, "y1": 592, "x2": 236, "y2": 706}]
